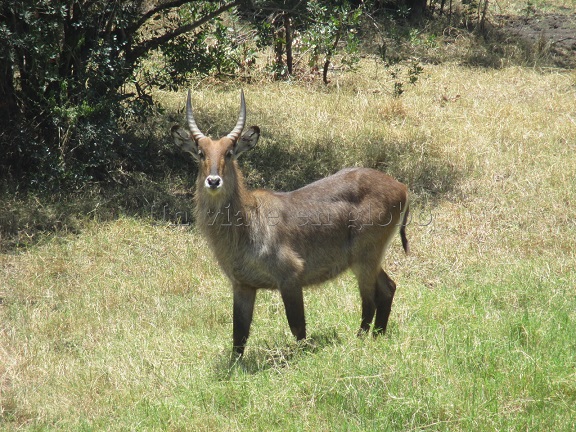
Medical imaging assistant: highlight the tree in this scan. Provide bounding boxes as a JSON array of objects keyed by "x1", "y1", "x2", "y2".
[
  {"x1": 0, "y1": 0, "x2": 416, "y2": 188},
  {"x1": 0, "y1": 0, "x2": 241, "y2": 187},
  {"x1": 242, "y1": 1, "x2": 363, "y2": 81}
]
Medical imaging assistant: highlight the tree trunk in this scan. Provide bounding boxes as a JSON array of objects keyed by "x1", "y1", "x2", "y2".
[
  {"x1": 284, "y1": 13, "x2": 293, "y2": 76},
  {"x1": 406, "y1": 0, "x2": 427, "y2": 19}
]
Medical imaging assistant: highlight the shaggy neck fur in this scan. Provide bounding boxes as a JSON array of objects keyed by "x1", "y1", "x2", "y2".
[{"x1": 194, "y1": 161, "x2": 258, "y2": 258}]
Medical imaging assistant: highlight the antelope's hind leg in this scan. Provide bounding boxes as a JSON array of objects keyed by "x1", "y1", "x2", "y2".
[
  {"x1": 373, "y1": 269, "x2": 397, "y2": 336},
  {"x1": 353, "y1": 267, "x2": 378, "y2": 337}
]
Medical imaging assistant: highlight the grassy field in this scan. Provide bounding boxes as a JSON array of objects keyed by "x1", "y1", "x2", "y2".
[{"x1": 2, "y1": 4, "x2": 576, "y2": 431}]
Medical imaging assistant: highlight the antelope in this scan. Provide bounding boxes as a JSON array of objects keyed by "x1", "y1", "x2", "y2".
[{"x1": 171, "y1": 90, "x2": 410, "y2": 356}]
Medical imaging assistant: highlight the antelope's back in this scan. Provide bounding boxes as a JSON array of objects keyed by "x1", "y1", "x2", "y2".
[{"x1": 287, "y1": 167, "x2": 407, "y2": 217}]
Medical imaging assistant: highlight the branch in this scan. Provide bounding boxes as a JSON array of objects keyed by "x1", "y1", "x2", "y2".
[
  {"x1": 128, "y1": 0, "x2": 196, "y2": 36},
  {"x1": 246, "y1": 0, "x2": 307, "y2": 14},
  {"x1": 127, "y1": 0, "x2": 242, "y2": 62}
]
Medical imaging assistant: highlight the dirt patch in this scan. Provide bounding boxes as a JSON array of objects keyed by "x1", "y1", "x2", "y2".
[{"x1": 497, "y1": 11, "x2": 576, "y2": 68}]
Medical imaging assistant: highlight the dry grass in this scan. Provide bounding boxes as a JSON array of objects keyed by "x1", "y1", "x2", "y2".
[{"x1": 160, "y1": 61, "x2": 575, "y2": 266}]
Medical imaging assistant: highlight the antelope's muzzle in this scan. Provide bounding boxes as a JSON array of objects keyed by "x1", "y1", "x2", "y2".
[{"x1": 205, "y1": 175, "x2": 222, "y2": 190}]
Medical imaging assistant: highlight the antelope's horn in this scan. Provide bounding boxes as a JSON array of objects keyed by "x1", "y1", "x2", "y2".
[
  {"x1": 186, "y1": 89, "x2": 206, "y2": 141},
  {"x1": 227, "y1": 89, "x2": 246, "y2": 142}
]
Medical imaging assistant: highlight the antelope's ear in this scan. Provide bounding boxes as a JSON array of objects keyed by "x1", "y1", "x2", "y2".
[
  {"x1": 171, "y1": 125, "x2": 198, "y2": 158},
  {"x1": 234, "y1": 126, "x2": 260, "y2": 157}
]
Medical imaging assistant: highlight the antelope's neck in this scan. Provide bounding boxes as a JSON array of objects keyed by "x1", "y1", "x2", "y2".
[{"x1": 194, "y1": 170, "x2": 257, "y2": 236}]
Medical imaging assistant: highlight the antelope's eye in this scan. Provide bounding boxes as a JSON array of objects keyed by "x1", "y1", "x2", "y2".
[
  {"x1": 226, "y1": 149, "x2": 234, "y2": 159},
  {"x1": 197, "y1": 149, "x2": 205, "y2": 160}
]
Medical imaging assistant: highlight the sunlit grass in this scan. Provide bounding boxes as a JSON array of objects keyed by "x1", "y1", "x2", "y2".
[{"x1": 2, "y1": 7, "x2": 576, "y2": 429}]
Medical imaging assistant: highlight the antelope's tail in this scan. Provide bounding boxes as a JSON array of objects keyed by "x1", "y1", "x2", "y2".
[{"x1": 400, "y1": 205, "x2": 410, "y2": 254}]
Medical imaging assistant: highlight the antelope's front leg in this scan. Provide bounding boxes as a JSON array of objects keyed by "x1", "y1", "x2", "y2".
[{"x1": 233, "y1": 284, "x2": 256, "y2": 356}]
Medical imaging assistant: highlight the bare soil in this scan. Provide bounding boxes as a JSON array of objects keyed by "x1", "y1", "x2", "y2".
[{"x1": 497, "y1": 10, "x2": 576, "y2": 68}]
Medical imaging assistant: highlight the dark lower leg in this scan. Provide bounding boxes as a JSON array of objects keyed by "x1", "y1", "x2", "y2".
[
  {"x1": 357, "y1": 297, "x2": 376, "y2": 336},
  {"x1": 373, "y1": 270, "x2": 397, "y2": 336},
  {"x1": 280, "y1": 286, "x2": 306, "y2": 340},
  {"x1": 232, "y1": 286, "x2": 256, "y2": 355}
]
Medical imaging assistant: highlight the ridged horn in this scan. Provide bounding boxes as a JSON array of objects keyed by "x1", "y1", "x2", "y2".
[
  {"x1": 186, "y1": 89, "x2": 206, "y2": 141},
  {"x1": 227, "y1": 89, "x2": 246, "y2": 142}
]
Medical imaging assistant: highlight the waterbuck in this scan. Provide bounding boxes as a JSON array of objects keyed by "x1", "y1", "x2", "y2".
[{"x1": 172, "y1": 90, "x2": 410, "y2": 356}]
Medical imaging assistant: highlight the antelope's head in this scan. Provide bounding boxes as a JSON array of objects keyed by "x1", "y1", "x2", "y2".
[{"x1": 172, "y1": 90, "x2": 260, "y2": 196}]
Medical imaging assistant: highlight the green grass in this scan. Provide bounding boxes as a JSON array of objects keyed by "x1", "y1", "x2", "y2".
[
  {"x1": 1, "y1": 222, "x2": 575, "y2": 430},
  {"x1": 2, "y1": 3, "x2": 576, "y2": 429}
]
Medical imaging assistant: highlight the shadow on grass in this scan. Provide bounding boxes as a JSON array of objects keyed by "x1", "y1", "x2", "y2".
[
  {"x1": 447, "y1": 12, "x2": 576, "y2": 69},
  {"x1": 213, "y1": 328, "x2": 344, "y2": 378},
  {"x1": 0, "y1": 177, "x2": 197, "y2": 252},
  {"x1": 241, "y1": 128, "x2": 463, "y2": 207}
]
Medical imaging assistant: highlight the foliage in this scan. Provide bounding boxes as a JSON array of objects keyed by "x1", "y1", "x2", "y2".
[
  {"x1": 140, "y1": 3, "x2": 247, "y2": 91},
  {"x1": 387, "y1": 59, "x2": 424, "y2": 97},
  {"x1": 301, "y1": 1, "x2": 364, "y2": 83},
  {"x1": 246, "y1": 0, "x2": 365, "y2": 84},
  {"x1": 0, "y1": 0, "x2": 241, "y2": 189}
]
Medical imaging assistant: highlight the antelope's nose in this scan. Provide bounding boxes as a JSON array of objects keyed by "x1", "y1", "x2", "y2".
[{"x1": 205, "y1": 175, "x2": 222, "y2": 190}]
